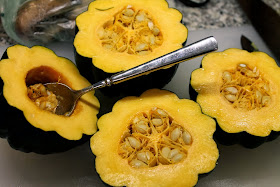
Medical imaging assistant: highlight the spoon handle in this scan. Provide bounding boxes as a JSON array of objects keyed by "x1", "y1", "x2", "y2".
[{"x1": 80, "y1": 36, "x2": 218, "y2": 93}]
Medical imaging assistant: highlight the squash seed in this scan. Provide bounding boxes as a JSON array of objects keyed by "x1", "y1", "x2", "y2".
[
  {"x1": 130, "y1": 159, "x2": 148, "y2": 168},
  {"x1": 98, "y1": 6, "x2": 163, "y2": 55},
  {"x1": 161, "y1": 147, "x2": 171, "y2": 158},
  {"x1": 117, "y1": 45, "x2": 127, "y2": 52},
  {"x1": 225, "y1": 94, "x2": 236, "y2": 102},
  {"x1": 152, "y1": 27, "x2": 160, "y2": 36},
  {"x1": 222, "y1": 71, "x2": 231, "y2": 82},
  {"x1": 225, "y1": 87, "x2": 238, "y2": 94},
  {"x1": 170, "y1": 128, "x2": 181, "y2": 141},
  {"x1": 119, "y1": 108, "x2": 192, "y2": 168},
  {"x1": 156, "y1": 108, "x2": 168, "y2": 117},
  {"x1": 135, "y1": 121, "x2": 149, "y2": 134},
  {"x1": 127, "y1": 137, "x2": 141, "y2": 149},
  {"x1": 182, "y1": 131, "x2": 192, "y2": 145},
  {"x1": 136, "y1": 14, "x2": 145, "y2": 22},
  {"x1": 256, "y1": 90, "x2": 262, "y2": 103},
  {"x1": 221, "y1": 64, "x2": 271, "y2": 110},
  {"x1": 151, "y1": 118, "x2": 163, "y2": 126},
  {"x1": 148, "y1": 21, "x2": 154, "y2": 30},
  {"x1": 168, "y1": 148, "x2": 180, "y2": 159},
  {"x1": 135, "y1": 43, "x2": 147, "y2": 52},
  {"x1": 262, "y1": 96, "x2": 271, "y2": 106},
  {"x1": 123, "y1": 8, "x2": 134, "y2": 17},
  {"x1": 171, "y1": 153, "x2": 185, "y2": 163},
  {"x1": 137, "y1": 151, "x2": 153, "y2": 164},
  {"x1": 27, "y1": 83, "x2": 58, "y2": 113},
  {"x1": 263, "y1": 84, "x2": 269, "y2": 92}
]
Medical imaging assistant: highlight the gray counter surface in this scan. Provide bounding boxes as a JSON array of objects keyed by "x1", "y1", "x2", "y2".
[{"x1": 0, "y1": 0, "x2": 280, "y2": 186}]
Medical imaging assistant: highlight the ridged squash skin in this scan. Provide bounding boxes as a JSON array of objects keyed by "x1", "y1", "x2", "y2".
[
  {"x1": 74, "y1": 0, "x2": 188, "y2": 96},
  {"x1": 91, "y1": 89, "x2": 219, "y2": 187},
  {"x1": 0, "y1": 45, "x2": 100, "y2": 154},
  {"x1": 190, "y1": 48, "x2": 280, "y2": 148}
]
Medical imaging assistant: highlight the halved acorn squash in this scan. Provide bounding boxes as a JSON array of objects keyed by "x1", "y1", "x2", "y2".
[
  {"x1": 0, "y1": 45, "x2": 100, "y2": 154},
  {"x1": 91, "y1": 89, "x2": 218, "y2": 187},
  {"x1": 74, "y1": 0, "x2": 188, "y2": 96},
  {"x1": 190, "y1": 48, "x2": 280, "y2": 148}
]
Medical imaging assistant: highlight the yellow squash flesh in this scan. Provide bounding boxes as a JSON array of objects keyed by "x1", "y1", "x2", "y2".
[
  {"x1": 74, "y1": 0, "x2": 188, "y2": 73},
  {"x1": 0, "y1": 45, "x2": 100, "y2": 140},
  {"x1": 91, "y1": 89, "x2": 218, "y2": 187},
  {"x1": 191, "y1": 48, "x2": 280, "y2": 137}
]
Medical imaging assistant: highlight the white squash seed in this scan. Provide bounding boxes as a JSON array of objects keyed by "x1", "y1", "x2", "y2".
[
  {"x1": 98, "y1": 7, "x2": 162, "y2": 55},
  {"x1": 119, "y1": 108, "x2": 192, "y2": 168},
  {"x1": 221, "y1": 64, "x2": 271, "y2": 110}
]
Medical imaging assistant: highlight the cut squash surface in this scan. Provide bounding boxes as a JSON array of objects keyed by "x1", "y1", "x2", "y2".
[
  {"x1": 0, "y1": 45, "x2": 100, "y2": 153},
  {"x1": 91, "y1": 89, "x2": 218, "y2": 187},
  {"x1": 74, "y1": 0, "x2": 188, "y2": 73},
  {"x1": 190, "y1": 48, "x2": 280, "y2": 137}
]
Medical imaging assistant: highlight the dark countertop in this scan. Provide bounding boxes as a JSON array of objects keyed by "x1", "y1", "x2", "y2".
[
  {"x1": 263, "y1": 0, "x2": 280, "y2": 14},
  {"x1": 170, "y1": 0, "x2": 249, "y2": 30}
]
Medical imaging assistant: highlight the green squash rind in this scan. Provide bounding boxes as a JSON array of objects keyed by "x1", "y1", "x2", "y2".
[
  {"x1": 0, "y1": 78, "x2": 90, "y2": 154},
  {"x1": 74, "y1": 47, "x2": 179, "y2": 97},
  {"x1": 73, "y1": 0, "x2": 188, "y2": 97},
  {"x1": 91, "y1": 89, "x2": 219, "y2": 187},
  {"x1": 189, "y1": 48, "x2": 280, "y2": 148},
  {"x1": 0, "y1": 47, "x2": 99, "y2": 154}
]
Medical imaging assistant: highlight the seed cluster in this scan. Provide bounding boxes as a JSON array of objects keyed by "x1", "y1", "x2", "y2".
[
  {"x1": 27, "y1": 83, "x2": 58, "y2": 113},
  {"x1": 221, "y1": 64, "x2": 271, "y2": 110},
  {"x1": 98, "y1": 5, "x2": 163, "y2": 55},
  {"x1": 118, "y1": 107, "x2": 192, "y2": 168}
]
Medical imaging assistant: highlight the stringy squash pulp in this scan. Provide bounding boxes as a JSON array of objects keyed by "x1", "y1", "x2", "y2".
[
  {"x1": 74, "y1": 0, "x2": 188, "y2": 73},
  {"x1": 190, "y1": 48, "x2": 280, "y2": 137},
  {"x1": 91, "y1": 89, "x2": 218, "y2": 187},
  {"x1": 0, "y1": 45, "x2": 100, "y2": 140}
]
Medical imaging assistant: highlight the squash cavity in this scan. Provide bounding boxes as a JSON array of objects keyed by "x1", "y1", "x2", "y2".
[
  {"x1": 74, "y1": 0, "x2": 187, "y2": 97},
  {"x1": 91, "y1": 89, "x2": 218, "y2": 187},
  {"x1": 119, "y1": 107, "x2": 192, "y2": 168},
  {"x1": 97, "y1": 5, "x2": 163, "y2": 55},
  {"x1": 190, "y1": 48, "x2": 280, "y2": 147},
  {"x1": 0, "y1": 45, "x2": 100, "y2": 153}
]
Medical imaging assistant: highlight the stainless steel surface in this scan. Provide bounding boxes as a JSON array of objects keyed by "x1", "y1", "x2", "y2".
[
  {"x1": 46, "y1": 36, "x2": 218, "y2": 116},
  {"x1": 111, "y1": 36, "x2": 217, "y2": 84}
]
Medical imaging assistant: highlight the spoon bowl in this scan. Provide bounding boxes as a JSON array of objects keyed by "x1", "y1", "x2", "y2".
[
  {"x1": 44, "y1": 83, "x2": 78, "y2": 116},
  {"x1": 45, "y1": 36, "x2": 218, "y2": 116}
]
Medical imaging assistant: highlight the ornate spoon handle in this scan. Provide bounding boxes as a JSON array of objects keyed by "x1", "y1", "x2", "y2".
[{"x1": 77, "y1": 36, "x2": 218, "y2": 95}]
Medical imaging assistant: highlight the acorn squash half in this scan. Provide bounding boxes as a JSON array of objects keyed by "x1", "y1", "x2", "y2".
[
  {"x1": 74, "y1": 0, "x2": 188, "y2": 96},
  {"x1": 190, "y1": 48, "x2": 280, "y2": 148},
  {"x1": 91, "y1": 89, "x2": 218, "y2": 187},
  {"x1": 0, "y1": 45, "x2": 100, "y2": 154}
]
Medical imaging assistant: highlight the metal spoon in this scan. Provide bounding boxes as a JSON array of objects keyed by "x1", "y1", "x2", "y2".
[{"x1": 45, "y1": 36, "x2": 218, "y2": 116}]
